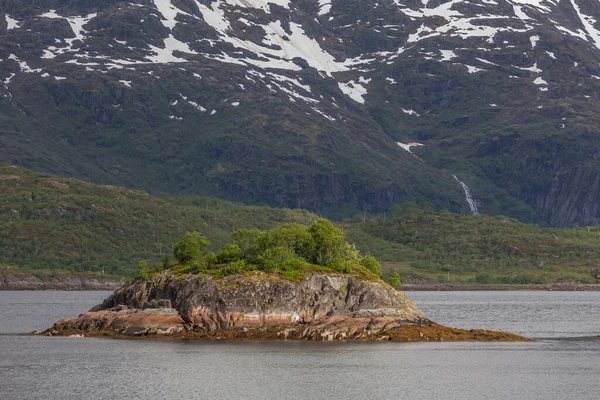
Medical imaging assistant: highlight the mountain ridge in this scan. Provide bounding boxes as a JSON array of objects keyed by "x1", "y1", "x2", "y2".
[{"x1": 2, "y1": 0, "x2": 600, "y2": 226}]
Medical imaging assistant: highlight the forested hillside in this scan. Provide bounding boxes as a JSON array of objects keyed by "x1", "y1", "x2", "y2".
[{"x1": 2, "y1": 166, "x2": 600, "y2": 284}]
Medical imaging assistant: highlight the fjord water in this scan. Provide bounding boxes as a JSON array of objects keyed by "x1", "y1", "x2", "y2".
[{"x1": 1, "y1": 291, "x2": 599, "y2": 399}]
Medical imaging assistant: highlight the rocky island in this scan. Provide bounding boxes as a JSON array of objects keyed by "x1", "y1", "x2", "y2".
[{"x1": 40, "y1": 220, "x2": 527, "y2": 342}]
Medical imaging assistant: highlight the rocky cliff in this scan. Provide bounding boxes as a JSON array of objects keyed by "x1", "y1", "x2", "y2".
[{"x1": 42, "y1": 272, "x2": 527, "y2": 341}]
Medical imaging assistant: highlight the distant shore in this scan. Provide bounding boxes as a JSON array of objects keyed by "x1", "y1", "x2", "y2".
[
  {"x1": 0, "y1": 267, "x2": 123, "y2": 291},
  {"x1": 0, "y1": 278, "x2": 123, "y2": 291},
  {"x1": 402, "y1": 282, "x2": 600, "y2": 291}
]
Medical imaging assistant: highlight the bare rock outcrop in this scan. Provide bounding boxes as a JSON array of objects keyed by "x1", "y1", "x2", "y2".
[{"x1": 42, "y1": 272, "x2": 527, "y2": 342}]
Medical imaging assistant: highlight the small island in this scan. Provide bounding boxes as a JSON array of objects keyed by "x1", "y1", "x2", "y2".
[{"x1": 40, "y1": 220, "x2": 527, "y2": 342}]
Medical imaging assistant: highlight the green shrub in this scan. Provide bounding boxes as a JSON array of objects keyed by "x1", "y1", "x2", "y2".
[
  {"x1": 474, "y1": 273, "x2": 493, "y2": 284},
  {"x1": 307, "y1": 219, "x2": 346, "y2": 266},
  {"x1": 360, "y1": 255, "x2": 382, "y2": 276},
  {"x1": 204, "y1": 252, "x2": 218, "y2": 269},
  {"x1": 173, "y1": 231, "x2": 209, "y2": 264},
  {"x1": 389, "y1": 271, "x2": 402, "y2": 289},
  {"x1": 218, "y1": 260, "x2": 247, "y2": 277},
  {"x1": 258, "y1": 246, "x2": 296, "y2": 272},
  {"x1": 136, "y1": 260, "x2": 149, "y2": 280},
  {"x1": 217, "y1": 244, "x2": 242, "y2": 263},
  {"x1": 156, "y1": 218, "x2": 387, "y2": 283}
]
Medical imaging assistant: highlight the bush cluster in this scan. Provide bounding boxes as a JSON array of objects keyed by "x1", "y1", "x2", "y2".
[{"x1": 137, "y1": 219, "x2": 386, "y2": 282}]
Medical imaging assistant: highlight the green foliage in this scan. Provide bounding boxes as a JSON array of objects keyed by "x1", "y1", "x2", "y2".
[
  {"x1": 343, "y1": 203, "x2": 600, "y2": 284},
  {"x1": 217, "y1": 244, "x2": 242, "y2": 264},
  {"x1": 0, "y1": 166, "x2": 318, "y2": 277},
  {"x1": 204, "y1": 252, "x2": 218, "y2": 269},
  {"x1": 232, "y1": 229, "x2": 262, "y2": 257},
  {"x1": 214, "y1": 260, "x2": 248, "y2": 278},
  {"x1": 173, "y1": 231, "x2": 209, "y2": 264},
  {"x1": 474, "y1": 273, "x2": 493, "y2": 284},
  {"x1": 360, "y1": 255, "x2": 382, "y2": 276},
  {"x1": 389, "y1": 271, "x2": 402, "y2": 289},
  {"x1": 163, "y1": 219, "x2": 384, "y2": 282},
  {"x1": 307, "y1": 219, "x2": 346, "y2": 266},
  {"x1": 136, "y1": 260, "x2": 149, "y2": 280},
  {"x1": 7, "y1": 167, "x2": 600, "y2": 285},
  {"x1": 258, "y1": 246, "x2": 297, "y2": 272},
  {"x1": 158, "y1": 256, "x2": 172, "y2": 271},
  {"x1": 261, "y1": 223, "x2": 314, "y2": 256}
]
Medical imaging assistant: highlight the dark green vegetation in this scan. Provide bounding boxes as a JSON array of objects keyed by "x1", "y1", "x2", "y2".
[
  {"x1": 343, "y1": 203, "x2": 600, "y2": 284},
  {"x1": 0, "y1": 165, "x2": 316, "y2": 276},
  {"x1": 3, "y1": 167, "x2": 600, "y2": 284},
  {"x1": 156, "y1": 219, "x2": 382, "y2": 282}
]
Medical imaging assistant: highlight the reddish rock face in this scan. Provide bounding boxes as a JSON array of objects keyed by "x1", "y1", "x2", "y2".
[
  {"x1": 54, "y1": 307, "x2": 185, "y2": 336},
  {"x1": 43, "y1": 272, "x2": 429, "y2": 339},
  {"x1": 97, "y1": 272, "x2": 424, "y2": 330},
  {"x1": 41, "y1": 272, "x2": 529, "y2": 342}
]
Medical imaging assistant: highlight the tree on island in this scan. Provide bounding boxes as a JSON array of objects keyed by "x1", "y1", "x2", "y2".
[
  {"x1": 136, "y1": 260, "x2": 149, "y2": 280},
  {"x1": 388, "y1": 272, "x2": 402, "y2": 289},
  {"x1": 172, "y1": 231, "x2": 209, "y2": 264},
  {"x1": 140, "y1": 219, "x2": 391, "y2": 283}
]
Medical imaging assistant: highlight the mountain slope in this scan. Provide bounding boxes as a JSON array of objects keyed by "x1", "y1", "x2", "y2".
[
  {"x1": 0, "y1": 165, "x2": 317, "y2": 275},
  {"x1": 2, "y1": 0, "x2": 600, "y2": 225},
  {"x1": 2, "y1": 166, "x2": 600, "y2": 284}
]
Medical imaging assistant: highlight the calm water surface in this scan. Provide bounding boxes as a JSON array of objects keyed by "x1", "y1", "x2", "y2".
[{"x1": 1, "y1": 291, "x2": 599, "y2": 400}]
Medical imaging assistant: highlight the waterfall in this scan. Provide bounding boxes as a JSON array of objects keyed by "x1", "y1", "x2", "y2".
[
  {"x1": 453, "y1": 175, "x2": 479, "y2": 215},
  {"x1": 395, "y1": 142, "x2": 480, "y2": 215}
]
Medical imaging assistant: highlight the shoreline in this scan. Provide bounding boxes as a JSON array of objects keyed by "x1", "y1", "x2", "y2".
[
  {"x1": 3, "y1": 283, "x2": 600, "y2": 291},
  {"x1": 0, "y1": 278, "x2": 123, "y2": 291},
  {"x1": 39, "y1": 320, "x2": 529, "y2": 343},
  {"x1": 401, "y1": 283, "x2": 600, "y2": 291}
]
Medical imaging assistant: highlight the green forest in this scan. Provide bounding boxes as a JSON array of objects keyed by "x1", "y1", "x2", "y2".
[{"x1": 2, "y1": 166, "x2": 600, "y2": 285}]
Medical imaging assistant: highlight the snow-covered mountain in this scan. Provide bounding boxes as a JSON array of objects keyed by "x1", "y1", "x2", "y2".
[{"x1": 2, "y1": 0, "x2": 600, "y2": 226}]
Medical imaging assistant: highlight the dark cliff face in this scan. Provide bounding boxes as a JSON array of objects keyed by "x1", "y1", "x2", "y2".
[
  {"x1": 3, "y1": 1, "x2": 600, "y2": 225},
  {"x1": 527, "y1": 165, "x2": 600, "y2": 228},
  {"x1": 472, "y1": 130, "x2": 600, "y2": 228}
]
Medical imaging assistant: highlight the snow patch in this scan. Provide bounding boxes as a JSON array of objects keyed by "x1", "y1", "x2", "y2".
[
  {"x1": 464, "y1": 65, "x2": 484, "y2": 73},
  {"x1": 311, "y1": 106, "x2": 336, "y2": 121},
  {"x1": 153, "y1": 0, "x2": 186, "y2": 30},
  {"x1": 338, "y1": 81, "x2": 367, "y2": 104},
  {"x1": 439, "y1": 50, "x2": 457, "y2": 61},
  {"x1": 569, "y1": 0, "x2": 600, "y2": 50},
  {"x1": 195, "y1": 2, "x2": 349, "y2": 75},
  {"x1": 518, "y1": 62, "x2": 542, "y2": 73},
  {"x1": 529, "y1": 35, "x2": 539, "y2": 48},
  {"x1": 318, "y1": 1, "x2": 332, "y2": 16},
  {"x1": 5, "y1": 14, "x2": 20, "y2": 29},
  {"x1": 401, "y1": 109, "x2": 420, "y2": 117},
  {"x1": 146, "y1": 34, "x2": 198, "y2": 63},
  {"x1": 397, "y1": 142, "x2": 424, "y2": 153}
]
